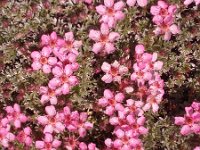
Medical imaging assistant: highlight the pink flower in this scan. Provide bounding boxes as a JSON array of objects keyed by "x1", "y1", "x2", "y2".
[
  {"x1": 49, "y1": 64, "x2": 78, "y2": 94},
  {"x1": 101, "y1": 60, "x2": 128, "y2": 83},
  {"x1": 64, "y1": 136, "x2": 79, "y2": 150},
  {"x1": 41, "y1": 32, "x2": 60, "y2": 48},
  {"x1": 39, "y1": 86, "x2": 62, "y2": 105},
  {"x1": 16, "y1": 127, "x2": 32, "y2": 146},
  {"x1": 31, "y1": 47, "x2": 57, "y2": 73},
  {"x1": 89, "y1": 23, "x2": 120, "y2": 54},
  {"x1": 150, "y1": 1, "x2": 177, "y2": 25},
  {"x1": 175, "y1": 105, "x2": 200, "y2": 135},
  {"x1": 0, "y1": 128, "x2": 15, "y2": 148},
  {"x1": 98, "y1": 89, "x2": 125, "y2": 116},
  {"x1": 59, "y1": 106, "x2": 93, "y2": 137},
  {"x1": 5, "y1": 104, "x2": 28, "y2": 128},
  {"x1": 150, "y1": 1, "x2": 180, "y2": 40},
  {"x1": 96, "y1": 0, "x2": 125, "y2": 28},
  {"x1": 153, "y1": 23, "x2": 180, "y2": 40},
  {"x1": 125, "y1": 99, "x2": 144, "y2": 116},
  {"x1": 37, "y1": 105, "x2": 65, "y2": 134},
  {"x1": 126, "y1": 0, "x2": 148, "y2": 7},
  {"x1": 35, "y1": 133, "x2": 61, "y2": 149},
  {"x1": 58, "y1": 32, "x2": 82, "y2": 56},
  {"x1": 143, "y1": 95, "x2": 161, "y2": 112}
]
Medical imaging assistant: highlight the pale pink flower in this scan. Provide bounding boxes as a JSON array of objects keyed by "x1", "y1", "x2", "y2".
[
  {"x1": 35, "y1": 133, "x2": 61, "y2": 149},
  {"x1": 153, "y1": 23, "x2": 180, "y2": 40},
  {"x1": 37, "y1": 105, "x2": 65, "y2": 134},
  {"x1": 64, "y1": 136, "x2": 79, "y2": 150},
  {"x1": 31, "y1": 47, "x2": 57, "y2": 73},
  {"x1": 89, "y1": 23, "x2": 120, "y2": 54},
  {"x1": 150, "y1": 1, "x2": 177, "y2": 25},
  {"x1": 96, "y1": 0, "x2": 125, "y2": 28},
  {"x1": 5, "y1": 104, "x2": 28, "y2": 128},
  {"x1": 98, "y1": 89, "x2": 125, "y2": 116},
  {"x1": 175, "y1": 106, "x2": 200, "y2": 135},
  {"x1": 0, "y1": 128, "x2": 15, "y2": 148},
  {"x1": 49, "y1": 64, "x2": 78, "y2": 94},
  {"x1": 58, "y1": 32, "x2": 82, "y2": 56},
  {"x1": 101, "y1": 60, "x2": 128, "y2": 83},
  {"x1": 39, "y1": 86, "x2": 62, "y2": 105},
  {"x1": 16, "y1": 127, "x2": 32, "y2": 146},
  {"x1": 143, "y1": 95, "x2": 162, "y2": 112},
  {"x1": 41, "y1": 32, "x2": 60, "y2": 48}
]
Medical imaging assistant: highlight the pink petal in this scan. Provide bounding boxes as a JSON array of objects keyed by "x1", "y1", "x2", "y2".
[
  {"x1": 104, "y1": 89, "x2": 113, "y2": 99},
  {"x1": 127, "y1": 0, "x2": 136, "y2": 6},
  {"x1": 150, "y1": 6, "x2": 161, "y2": 15},
  {"x1": 108, "y1": 32, "x2": 120, "y2": 42},
  {"x1": 45, "y1": 105, "x2": 56, "y2": 116},
  {"x1": 100, "y1": 23, "x2": 109, "y2": 35},
  {"x1": 42, "y1": 64, "x2": 51, "y2": 74},
  {"x1": 65, "y1": 32, "x2": 74, "y2": 41},
  {"x1": 96, "y1": 5, "x2": 106, "y2": 15},
  {"x1": 35, "y1": 141, "x2": 45, "y2": 149},
  {"x1": 98, "y1": 98, "x2": 108, "y2": 107},
  {"x1": 37, "y1": 116, "x2": 48, "y2": 125},
  {"x1": 180, "y1": 125, "x2": 192, "y2": 135},
  {"x1": 92, "y1": 42, "x2": 104, "y2": 54},
  {"x1": 169, "y1": 24, "x2": 180, "y2": 35},
  {"x1": 114, "y1": 1, "x2": 125, "y2": 11},
  {"x1": 32, "y1": 61, "x2": 42, "y2": 70},
  {"x1": 105, "y1": 138, "x2": 112, "y2": 147},
  {"x1": 105, "y1": 42, "x2": 116, "y2": 54},
  {"x1": 184, "y1": 0, "x2": 193, "y2": 6},
  {"x1": 104, "y1": 0, "x2": 114, "y2": 8},
  {"x1": 115, "y1": 93, "x2": 124, "y2": 102},
  {"x1": 157, "y1": 0, "x2": 168, "y2": 9},
  {"x1": 31, "y1": 51, "x2": 41, "y2": 60},
  {"x1": 101, "y1": 62, "x2": 111, "y2": 73},
  {"x1": 52, "y1": 139, "x2": 61, "y2": 148},
  {"x1": 89, "y1": 30, "x2": 101, "y2": 41},
  {"x1": 137, "y1": 0, "x2": 147, "y2": 7},
  {"x1": 114, "y1": 11, "x2": 125, "y2": 21},
  {"x1": 48, "y1": 57, "x2": 57, "y2": 66},
  {"x1": 50, "y1": 32, "x2": 58, "y2": 41},
  {"x1": 174, "y1": 117, "x2": 185, "y2": 125},
  {"x1": 135, "y1": 44, "x2": 145, "y2": 54}
]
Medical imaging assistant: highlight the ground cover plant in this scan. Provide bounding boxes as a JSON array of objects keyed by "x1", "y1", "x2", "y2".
[{"x1": 0, "y1": 0, "x2": 200, "y2": 149}]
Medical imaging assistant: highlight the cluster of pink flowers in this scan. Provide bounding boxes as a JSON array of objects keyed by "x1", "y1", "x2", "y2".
[
  {"x1": 150, "y1": 1, "x2": 180, "y2": 40},
  {"x1": 92, "y1": 0, "x2": 164, "y2": 148},
  {"x1": 98, "y1": 92, "x2": 147, "y2": 149},
  {"x1": 0, "y1": 104, "x2": 30, "y2": 148},
  {"x1": 175, "y1": 101, "x2": 200, "y2": 150},
  {"x1": 31, "y1": 31, "x2": 81, "y2": 105},
  {"x1": 131, "y1": 44, "x2": 164, "y2": 113},
  {"x1": 30, "y1": 32, "x2": 95, "y2": 149},
  {"x1": 97, "y1": 44, "x2": 164, "y2": 149}
]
